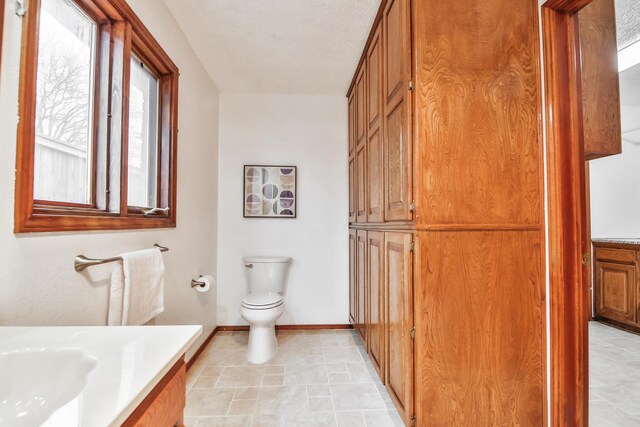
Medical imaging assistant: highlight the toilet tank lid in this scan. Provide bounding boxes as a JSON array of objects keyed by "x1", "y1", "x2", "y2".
[{"x1": 243, "y1": 256, "x2": 291, "y2": 263}]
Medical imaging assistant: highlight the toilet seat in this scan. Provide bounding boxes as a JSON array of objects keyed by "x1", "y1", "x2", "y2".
[{"x1": 241, "y1": 292, "x2": 283, "y2": 310}]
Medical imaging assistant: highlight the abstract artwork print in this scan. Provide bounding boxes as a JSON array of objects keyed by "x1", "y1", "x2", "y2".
[{"x1": 244, "y1": 165, "x2": 297, "y2": 218}]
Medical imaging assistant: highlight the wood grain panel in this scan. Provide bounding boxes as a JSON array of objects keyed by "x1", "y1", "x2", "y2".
[
  {"x1": 349, "y1": 229, "x2": 357, "y2": 325},
  {"x1": 356, "y1": 144, "x2": 367, "y2": 223},
  {"x1": 594, "y1": 247, "x2": 636, "y2": 264},
  {"x1": 368, "y1": 129, "x2": 384, "y2": 223},
  {"x1": 595, "y1": 261, "x2": 637, "y2": 325},
  {"x1": 356, "y1": 229, "x2": 368, "y2": 345},
  {"x1": 368, "y1": 26, "x2": 382, "y2": 132},
  {"x1": 384, "y1": 101, "x2": 410, "y2": 221},
  {"x1": 123, "y1": 358, "x2": 186, "y2": 427},
  {"x1": 415, "y1": 231, "x2": 545, "y2": 426},
  {"x1": 383, "y1": 0, "x2": 412, "y2": 222},
  {"x1": 384, "y1": 0, "x2": 404, "y2": 103},
  {"x1": 414, "y1": 0, "x2": 542, "y2": 226},
  {"x1": 367, "y1": 24, "x2": 384, "y2": 223},
  {"x1": 385, "y1": 232, "x2": 413, "y2": 424},
  {"x1": 367, "y1": 231, "x2": 385, "y2": 379},
  {"x1": 349, "y1": 157, "x2": 356, "y2": 223},
  {"x1": 356, "y1": 66, "x2": 367, "y2": 149},
  {"x1": 542, "y1": 4, "x2": 591, "y2": 424},
  {"x1": 578, "y1": 0, "x2": 622, "y2": 160},
  {"x1": 349, "y1": 91, "x2": 356, "y2": 157}
]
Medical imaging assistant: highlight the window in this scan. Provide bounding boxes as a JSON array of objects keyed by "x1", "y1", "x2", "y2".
[{"x1": 15, "y1": 0, "x2": 178, "y2": 232}]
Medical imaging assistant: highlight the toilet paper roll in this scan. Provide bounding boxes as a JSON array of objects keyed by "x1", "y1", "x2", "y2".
[{"x1": 195, "y1": 275, "x2": 214, "y2": 293}]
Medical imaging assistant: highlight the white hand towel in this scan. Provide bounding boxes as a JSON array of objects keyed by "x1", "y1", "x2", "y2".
[{"x1": 107, "y1": 248, "x2": 165, "y2": 326}]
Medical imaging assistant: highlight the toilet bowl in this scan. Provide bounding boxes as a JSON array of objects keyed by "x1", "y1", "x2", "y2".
[{"x1": 240, "y1": 256, "x2": 291, "y2": 364}]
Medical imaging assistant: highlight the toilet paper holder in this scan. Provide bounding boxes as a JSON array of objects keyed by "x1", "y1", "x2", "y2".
[{"x1": 191, "y1": 276, "x2": 206, "y2": 288}]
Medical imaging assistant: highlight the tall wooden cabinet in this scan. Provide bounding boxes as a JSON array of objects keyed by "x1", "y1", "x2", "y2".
[
  {"x1": 347, "y1": 0, "x2": 546, "y2": 424},
  {"x1": 347, "y1": 1, "x2": 415, "y2": 424}
]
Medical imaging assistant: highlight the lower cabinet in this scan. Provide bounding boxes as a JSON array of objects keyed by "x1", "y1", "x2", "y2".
[
  {"x1": 356, "y1": 230, "x2": 368, "y2": 346},
  {"x1": 349, "y1": 229, "x2": 357, "y2": 324},
  {"x1": 122, "y1": 358, "x2": 186, "y2": 427},
  {"x1": 367, "y1": 231, "x2": 385, "y2": 379},
  {"x1": 594, "y1": 242, "x2": 639, "y2": 329},
  {"x1": 349, "y1": 227, "x2": 414, "y2": 426}
]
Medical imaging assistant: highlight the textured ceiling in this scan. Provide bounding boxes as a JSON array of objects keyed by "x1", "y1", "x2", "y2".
[{"x1": 163, "y1": 0, "x2": 381, "y2": 94}]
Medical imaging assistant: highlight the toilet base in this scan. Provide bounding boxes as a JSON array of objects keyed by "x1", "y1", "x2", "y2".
[{"x1": 246, "y1": 325, "x2": 278, "y2": 364}]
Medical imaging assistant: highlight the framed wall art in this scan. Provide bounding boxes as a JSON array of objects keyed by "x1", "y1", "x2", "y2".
[{"x1": 243, "y1": 165, "x2": 297, "y2": 218}]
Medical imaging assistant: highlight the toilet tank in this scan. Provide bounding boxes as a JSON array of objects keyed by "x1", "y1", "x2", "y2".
[{"x1": 243, "y1": 256, "x2": 291, "y2": 294}]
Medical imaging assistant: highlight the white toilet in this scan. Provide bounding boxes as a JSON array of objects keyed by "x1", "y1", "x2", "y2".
[{"x1": 240, "y1": 256, "x2": 291, "y2": 364}]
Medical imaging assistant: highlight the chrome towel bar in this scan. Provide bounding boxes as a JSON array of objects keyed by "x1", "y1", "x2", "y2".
[{"x1": 74, "y1": 244, "x2": 169, "y2": 272}]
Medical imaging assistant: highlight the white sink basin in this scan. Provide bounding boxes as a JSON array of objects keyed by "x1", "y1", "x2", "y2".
[{"x1": 0, "y1": 348, "x2": 97, "y2": 427}]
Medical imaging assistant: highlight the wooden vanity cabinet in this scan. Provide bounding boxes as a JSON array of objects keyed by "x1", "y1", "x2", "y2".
[
  {"x1": 123, "y1": 358, "x2": 186, "y2": 427},
  {"x1": 594, "y1": 242, "x2": 640, "y2": 330}
]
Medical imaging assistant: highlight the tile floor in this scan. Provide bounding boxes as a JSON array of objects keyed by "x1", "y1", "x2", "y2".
[
  {"x1": 184, "y1": 329, "x2": 403, "y2": 427},
  {"x1": 590, "y1": 321, "x2": 640, "y2": 426}
]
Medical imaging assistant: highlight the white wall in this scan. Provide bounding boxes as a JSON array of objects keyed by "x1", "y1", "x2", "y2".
[
  {"x1": 590, "y1": 141, "x2": 640, "y2": 238},
  {"x1": 216, "y1": 93, "x2": 349, "y2": 326},
  {"x1": 0, "y1": 0, "x2": 219, "y2": 358}
]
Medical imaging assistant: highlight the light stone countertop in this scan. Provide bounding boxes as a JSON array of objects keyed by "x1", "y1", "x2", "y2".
[
  {"x1": 592, "y1": 238, "x2": 640, "y2": 245},
  {"x1": 0, "y1": 325, "x2": 201, "y2": 427}
]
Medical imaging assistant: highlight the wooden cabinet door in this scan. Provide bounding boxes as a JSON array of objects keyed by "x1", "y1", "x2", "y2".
[
  {"x1": 367, "y1": 25, "x2": 384, "y2": 223},
  {"x1": 356, "y1": 65, "x2": 368, "y2": 223},
  {"x1": 578, "y1": 0, "x2": 622, "y2": 160},
  {"x1": 383, "y1": 0, "x2": 412, "y2": 222},
  {"x1": 349, "y1": 229, "x2": 357, "y2": 325},
  {"x1": 385, "y1": 232, "x2": 413, "y2": 424},
  {"x1": 348, "y1": 92, "x2": 357, "y2": 223},
  {"x1": 595, "y1": 261, "x2": 637, "y2": 325},
  {"x1": 367, "y1": 231, "x2": 385, "y2": 379},
  {"x1": 356, "y1": 229, "x2": 368, "y2": 345}
]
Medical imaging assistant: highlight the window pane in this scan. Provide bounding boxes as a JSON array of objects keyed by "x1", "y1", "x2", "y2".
[
  {"x1": 34, "y1": 0, "x2": 96, "y2": 205},
  {"x1": 128, "y1": 55, "x2": 159, "y2": 209}
]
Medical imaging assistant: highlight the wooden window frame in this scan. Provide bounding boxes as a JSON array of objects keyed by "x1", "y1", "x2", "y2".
[{"x1": 15, "y1": 0, "x2": 178, "y2": 233}]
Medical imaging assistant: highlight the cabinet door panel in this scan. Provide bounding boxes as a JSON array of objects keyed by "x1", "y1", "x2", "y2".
[
  {"x1": 349, "y1": 229, "x2": 357, "y2": 325},
  {"x1": 368, "y1": 27, "x2": 382, "y2": 132},
  {"x1": 383, "y1": 0, "x2": 412, "y2": 221},
  {"x1": 356, "y1": 66, "x2": 367, "y2": 148},
  {"x1": 368, "y1": 231, "x2": 385, "y2": 379},
  {"x1": 368, "y1": 129, "x2": 384, "y2": 222},
  {"x1": 367, "y1": 25, "x2": 384, "y2": 223},
  {"x1": 385, "y1": 232, "x2": 413, "y2": 424},
  {"x1": 385, "y1": 100, "x2": 410, "y2": 220},
  {"x1": 356, "y1": 145, "x2": 367, "y2": 223},
  {"x1": 357, "y1": 230, "x2": 368, "y2": 345},
  {"x1": 349, "y1": 91, "x2": 356, "y2": 156},
  {"x1": 595, "y1": 261, "x2": 637, "y2": 325},
  {"x1": 349, "y1": 157, "x2": 356, "y2": 223},
  {"x1": 578, "y1": 0, "x2": 621, "y2": 160}
]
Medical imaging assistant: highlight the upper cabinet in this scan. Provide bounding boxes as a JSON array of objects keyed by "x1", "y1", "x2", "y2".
[
  {"x1": 367, "y1": 27, "x2": 384, "y2": 223},
  {"x1": 356, "y1": 66, "x2": 368, "y2": 223},
  {"x1": 383, "y1": 0, "x2": 412, "y2": 222},
  {"x1": 347, "y1": 0, "x2": 412, "y2": 225},
  {"x1": 578, "y1": 0, "x2": 622, "y2": 160},
  {"x1": 348, "y1": 92, "x2": 357, "y2": 223}
]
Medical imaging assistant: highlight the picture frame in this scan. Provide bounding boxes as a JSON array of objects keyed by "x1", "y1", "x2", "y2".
[{"x1": 243, "y1": 165, "x2": 297, "y2": 218}]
